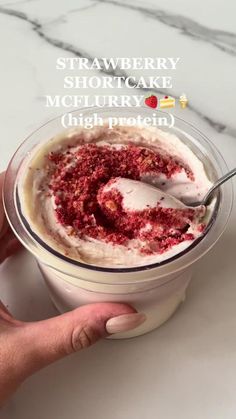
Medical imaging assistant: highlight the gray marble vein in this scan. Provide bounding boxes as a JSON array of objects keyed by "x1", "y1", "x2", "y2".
[
  {"x1": 67, "y1": 3, "x2": 99, "y2": 14},
  {"x1": 96, "y1": 0, "x2": 236, "y2": 56},
  {"x1": 42, "y1": 3, "x2": 99, "y2": 27},
  {"x1": 0, "y1": 5, "x2": 235, "y2": 138},
  {"x1": 0, "y1": 0, "x2": 36, "y2": 6}
]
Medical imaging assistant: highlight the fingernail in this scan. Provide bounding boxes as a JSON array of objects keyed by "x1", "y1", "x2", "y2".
[{"x1": 106, "y1": 313, "x2": 146, "y2": 334}]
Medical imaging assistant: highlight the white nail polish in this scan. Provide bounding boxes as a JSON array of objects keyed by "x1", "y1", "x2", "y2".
[{"x1": 106, "y1": 313, "x2": 146, "y2": 334}]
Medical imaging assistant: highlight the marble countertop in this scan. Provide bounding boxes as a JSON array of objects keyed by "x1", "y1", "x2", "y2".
[{"x1": 0, "y1": 0, "x2": 236, "y2": 418}]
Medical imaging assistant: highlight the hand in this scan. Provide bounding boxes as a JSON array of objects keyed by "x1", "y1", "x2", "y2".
[
  {"x1": 0, "y1": 172, "x2": 146, "y2": 407},
  {"x1": 0, "y1": 172, "x2": 22, "y2": 262}
]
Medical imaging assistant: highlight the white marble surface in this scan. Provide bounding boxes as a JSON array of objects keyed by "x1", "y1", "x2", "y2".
[{"x1": 0, "y1": 0, "x2": 236, "y2": 418}]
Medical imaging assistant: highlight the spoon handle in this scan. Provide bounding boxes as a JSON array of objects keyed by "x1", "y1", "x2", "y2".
[{"x1": 203, "y1": 167, "x2": 236, "y2": 205}]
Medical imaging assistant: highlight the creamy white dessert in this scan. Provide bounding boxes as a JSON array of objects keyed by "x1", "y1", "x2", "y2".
[{"x1": 19, "y1": 125, "x2": 214, "y2": 268}]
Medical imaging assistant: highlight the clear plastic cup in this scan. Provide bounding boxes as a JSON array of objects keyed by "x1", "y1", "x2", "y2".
[{"x1": 3, "y1": 108, "x2": 233, "y2": 338}]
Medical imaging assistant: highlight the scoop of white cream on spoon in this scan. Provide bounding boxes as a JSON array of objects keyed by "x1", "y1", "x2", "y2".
[
  {"x1": 98, "y1": 178, "x2": 206, "y2": 247},
  {"x1": 101, "y1": 177, "x2": 202, "y2": 212}
]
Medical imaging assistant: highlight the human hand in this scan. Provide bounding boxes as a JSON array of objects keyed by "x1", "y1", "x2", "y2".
[
  {"x1": 0, "y1": 172, "x2": 21, "y2": 262},
  {"x1": 0, "y1": 172, "x2": 146, "y2": 407}
]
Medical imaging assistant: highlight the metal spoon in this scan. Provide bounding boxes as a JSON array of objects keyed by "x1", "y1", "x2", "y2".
[{"x1": 191, "y1": 167, "x2": 236, "y2": 207}]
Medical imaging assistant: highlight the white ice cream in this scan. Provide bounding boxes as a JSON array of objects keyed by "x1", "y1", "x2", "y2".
[{"x1": 19, "y1": 125, "x2": 214, "y2": 268}]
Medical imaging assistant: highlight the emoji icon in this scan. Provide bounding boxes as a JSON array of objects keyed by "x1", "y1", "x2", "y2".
[
  {"x1": 160, "y1": 95, "x2": 175, "y2": 109},
  {"x1": 179, "y1": 93, "x2": 188, "y2": 109},
  {"x1": 145, "y1": 94, "x2": 158, "y2": 109}
]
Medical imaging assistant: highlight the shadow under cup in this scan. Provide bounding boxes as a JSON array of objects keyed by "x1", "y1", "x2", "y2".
[{"x1": 3, "y1": 108, "x2": 233, "y2": 338}]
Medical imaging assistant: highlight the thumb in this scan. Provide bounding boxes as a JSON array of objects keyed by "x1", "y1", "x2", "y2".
[{"x1": 16, "y1": 303, "x2": 146, "y2": 378}]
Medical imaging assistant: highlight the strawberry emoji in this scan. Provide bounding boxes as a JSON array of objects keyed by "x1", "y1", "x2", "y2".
[{"x1": 145, "y1": 95, "x2": 158, "y2": 109}]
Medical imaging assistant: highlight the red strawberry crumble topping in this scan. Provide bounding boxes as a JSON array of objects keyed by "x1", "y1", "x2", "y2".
[
  {"x1": 47, "y1": 143, "x2": 197, "y2": 254},
  {"x1": 97, "y1": 184, "x2": 197, "y2": 254}
]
